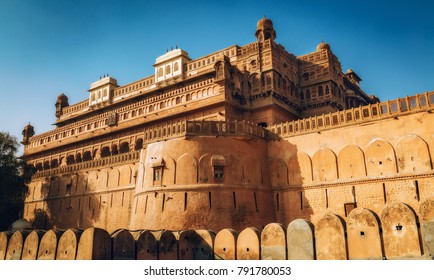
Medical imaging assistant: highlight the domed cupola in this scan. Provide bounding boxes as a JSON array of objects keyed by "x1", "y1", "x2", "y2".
[
  {"x1": 255, "y1": 17, "x2": 276, "y2": 42},
  {"x1": 316, "y1": 41, "x2": 331, "y2": 51}
]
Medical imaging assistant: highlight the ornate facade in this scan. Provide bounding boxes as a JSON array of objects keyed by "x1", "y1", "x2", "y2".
[{"x1": 20, "y1": 18, "x2": 434, "y2": 259}]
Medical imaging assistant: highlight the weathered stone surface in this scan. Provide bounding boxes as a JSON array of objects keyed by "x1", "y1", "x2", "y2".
[
  {"x1": 422, "y1": 222, "x2": 434, "y2": 257},
  {"x1": 261, "y1": 223, "x2": 286, "y2": 260},
  {"x1": 76, "y1": 228, "x2": 111, "y2": 260},
  {"x1": 347, "y1": 208, "x2": 382, "y2": 260},
  {"x1": 56, "y1": 229, "x2": 82, "y2": 260},
  {"x1": 287, "y1": 219, "x2": 314, "y2": 260},
  {"x1": 136, "y1": 230, "x2": 161, "y2": 260},
  {"x1": 112, "y1": 229, "x2": 135, "y2": 260},
  {"x1": 315, "y1": 213, "x2": 347, "y2": 260},
  {"x1": 420, "y1": 198, "x2": 434, "y2": 257},
  {"x1": 21, "y1": 230, "x2": 45, "y2": 260},
  {"x1": 214, "y1": 228, "x2": 238, "y2": 260},
  {"x1": 0, "y1": 231, "x2": 12, "y2": 260},
  {"x1": 37, "y1": 229, "x2": 63, "y2": 260},
  {"x1": 158, "y1": 230, "x2": 179, "y2": 260},
  {"x1": 5, "y1": 231, "x2": 29, "y2": 260},
  {"x1": 381, "y1": 202, "x2": 421, "y2": 259},
  {"x1": 179, "y1": 229, "x2": 215, "y2": 260},
  {"x1": 237, "y1": 227, "x2": 260, "y2": 260}
]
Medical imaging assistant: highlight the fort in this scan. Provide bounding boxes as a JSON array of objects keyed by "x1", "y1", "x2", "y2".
[{"x1": 2, "y1": 18, "x2": 434, "y2": 260}]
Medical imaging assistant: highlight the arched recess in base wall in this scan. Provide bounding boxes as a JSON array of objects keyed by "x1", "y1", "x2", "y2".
[
  {"x1": 312, "y1": 148, "x2": 338, "y2": 182},
  {"x1": 199, "y1": 153, "x2": 212, "y2": 183},
  {"x1": 395, "y1": 134, "x2": 432, "y2": 173},
  {"x1": 162, "y1": 155, "x2": 176, "y2": 186},
  {"x1": 315, "y1": 212, "x2": 347, "y2": 260},
  {"x1": 381, "y1": 202, "x2": 421, "y2": 259},
  {"x1": 365, "y1": 139, "x2": 397, "y2": 176},
  {"x1": 108, "y1": 168, "x2": 120, "y2": 188},
  {"x1": 338, "y1": 145, "x2": 366, "y2": 179},
  {"x1": 225, "y1": 154, "x2": 243, "y2": 185},
  {"x1": 347, "y1": 207, "x2": 382, "y2": 260},
  {"x1": 118, "y1": 165, "x2": 132, "y2": 186},
  {"x1": 288, "y1": 152, "x2": 312, "y2": 185},
  {"x1": 176, "y1": 153, "x2": 197, "y2": 185},
  {"x1": 419, "y1": 198, "x2": 434, "y2": 257},
  {"x1": 242, "y1": 155, "x2": 262, "y2": 185},
  {"x1": 268, "y1": 158, "x2": 288, "y2": 187}
]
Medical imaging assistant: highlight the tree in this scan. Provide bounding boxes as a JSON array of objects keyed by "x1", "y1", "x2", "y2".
[{"x1": 0, "y1": 131, "x2": 35, "y2": 231}]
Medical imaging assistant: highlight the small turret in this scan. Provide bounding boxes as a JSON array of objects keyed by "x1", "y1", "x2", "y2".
[
  {"x1": 21, "y1": 123, "x2": 35, "y2": 145},
  {"x1": 55, "y1": 93, "x2": 69, "y2": 118},
  {"x1": 255, "y1": 17, "x2": 276, "y2": 42}
]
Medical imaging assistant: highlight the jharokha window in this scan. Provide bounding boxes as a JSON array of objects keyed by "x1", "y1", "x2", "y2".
[
  {"x1": 151, "y1": 158, "x2": 164, "y2": 186},
  {"x1": 211, "y1": 155, "x2": 226, "y2": 183}
]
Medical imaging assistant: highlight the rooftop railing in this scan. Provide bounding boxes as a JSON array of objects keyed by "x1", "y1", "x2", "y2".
[{"x1": 268, "y1": 92, "x2": 434, "y2": 137}]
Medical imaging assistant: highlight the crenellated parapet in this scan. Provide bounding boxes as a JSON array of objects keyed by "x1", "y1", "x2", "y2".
[{"x1": 269, "y1": 91, "x2": 434, "y2": 138}]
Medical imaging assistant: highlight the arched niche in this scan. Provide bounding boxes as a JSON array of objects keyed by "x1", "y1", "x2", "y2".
[{"x1": 338, "y1": 145, "x2": 366, "y2": 179}]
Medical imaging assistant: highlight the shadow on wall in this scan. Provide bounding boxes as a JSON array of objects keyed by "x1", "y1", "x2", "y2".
[
  {"x1": 268, "y1": 137, "x2": 314, "y2": 225},
  {"x1": 29, "y1": 173, "x2": 102, "y2": 231},
  {"x1": 2, "y1": 202, "x2": 434, "y2": 260}
]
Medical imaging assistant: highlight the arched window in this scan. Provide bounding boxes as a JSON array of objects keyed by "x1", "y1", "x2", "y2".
[
  {"x1": 51, "y1": 159, "x2": 59, "y2": 168},
  {"x1": 306, "y1": 89, "x2": 311, "y2": 99},
  {"x1": 83, "y1": 151, "x2": 92, "y2": 161},
  {"x1": 111, "y1": 145, "x2": 118, "y2": 155},
  {"x1": 173, "y1": 62, "x2": 179, "y2": 72},
  {"x1": 101, "y1": 146, "x2": 111, "y2": 158},
  {"x1": 66, "y1": 155, "x2": 75, "y2": 165},
  {"x1": 325, "y1": 85, "x2": 330, "y2": 95},
  {"x1": 165, "y1": 65, "x2": 171, "y2": 75},
  {"x1": 35, "y1": 163, "x2": 43, "y2": 171},
  {"x1": 135, "y1": 138, "x2": 144, "y2": 150},
  {"x1": 120, "y1": 142, "x2": 129, "y2": 154},
  {"x1": 318, "y1": 86, "x2": 323, "y2": 96},
  {"x1": 103, "y1": 89, "x2": 108, "y2": 97},
  {"x1": 176, "y1": 97, "x2": 181, "y2": 104},
  {"x1": 186, "y1": 94, "x2": 192, "y2": 101},
  {"x1": 157, "y1": 67, "x2": 163, "y2": 77}
]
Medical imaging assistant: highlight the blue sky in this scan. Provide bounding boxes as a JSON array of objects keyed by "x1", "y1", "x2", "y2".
[{"x1": 1, "y1": 0, "x2": 433, "y2": 152}]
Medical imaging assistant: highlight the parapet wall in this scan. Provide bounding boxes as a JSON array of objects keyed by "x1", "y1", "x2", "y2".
[{"x1": 3, "y1": 199, "x2": 434, "y2": 260}]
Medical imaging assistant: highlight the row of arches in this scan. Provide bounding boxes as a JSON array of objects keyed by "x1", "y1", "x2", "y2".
[
  {"x1": 29, "y1": 80, "x2": 217, "y2": 150},
  {"x1": 271, "y1": 134, "x2": 432, "y2": 186},
  {"x1": 33, "y1": 139, "x2": 144, "y2": 171},
  {"x1": 6, "y1": 200, "x2": 433, "y2": 260}
]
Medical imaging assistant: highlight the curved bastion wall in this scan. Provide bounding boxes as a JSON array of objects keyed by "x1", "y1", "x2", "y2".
[{"x1": 130, "y1": 136, "x2": 276, "y2": 231}]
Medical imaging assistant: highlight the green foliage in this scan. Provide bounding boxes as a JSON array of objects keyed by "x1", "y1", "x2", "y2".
[{"x1": 0, "y1": 131, "x2": 35, "y2": 230}]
